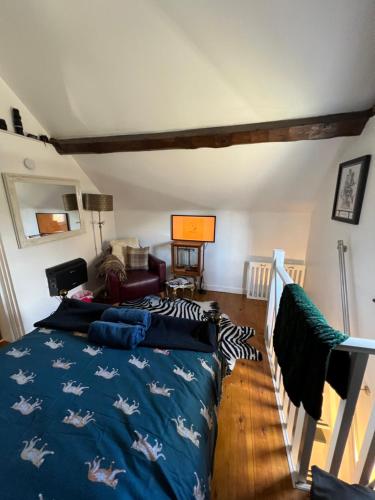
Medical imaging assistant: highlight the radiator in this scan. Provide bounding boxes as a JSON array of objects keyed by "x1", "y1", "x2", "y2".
[{"x1": 246, "y1": 258, "x2": 305, "y2": 300}]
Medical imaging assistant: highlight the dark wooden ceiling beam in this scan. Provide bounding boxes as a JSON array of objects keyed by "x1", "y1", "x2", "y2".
[{"x1": 51, "y1": 108, "x2": 374, "y2": 155}]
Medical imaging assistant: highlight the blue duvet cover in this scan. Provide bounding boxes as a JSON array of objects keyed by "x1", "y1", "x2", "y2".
[{"x1": 0, "y1": 328, "x2": 222, "y2": 500}]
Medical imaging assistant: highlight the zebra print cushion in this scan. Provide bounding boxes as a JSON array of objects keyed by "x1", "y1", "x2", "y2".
[{"x1": 120, "y1": 296, "x2": 262, "y2": 372}]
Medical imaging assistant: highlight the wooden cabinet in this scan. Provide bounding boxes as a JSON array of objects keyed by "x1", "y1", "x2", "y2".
[{"x1": 171, "y1": 241, "x2": 204, "y2": 280}]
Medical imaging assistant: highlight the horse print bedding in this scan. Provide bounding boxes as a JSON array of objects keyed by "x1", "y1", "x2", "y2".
[{"x1": 0, "y1": 327, "x2": 222, "y2": 499}]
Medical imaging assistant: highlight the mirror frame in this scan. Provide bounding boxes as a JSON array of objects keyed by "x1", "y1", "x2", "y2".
[{"x1": 2, "y1": 173, "x2": 86, "y2": 248}]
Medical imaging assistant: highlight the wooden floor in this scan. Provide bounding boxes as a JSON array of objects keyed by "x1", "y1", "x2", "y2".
[{"x1": 196, "y1": 291, "x2": 308, "y2": 500}]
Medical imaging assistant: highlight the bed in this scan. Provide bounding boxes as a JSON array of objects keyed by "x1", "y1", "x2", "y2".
[{"x1": 0, "y1": 326, "x2": 222, "y2": 499}]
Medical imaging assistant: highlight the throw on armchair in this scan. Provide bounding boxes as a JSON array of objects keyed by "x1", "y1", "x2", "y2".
[{"x1": 105, "y1": 239, "x2": 166, "y2": 303}]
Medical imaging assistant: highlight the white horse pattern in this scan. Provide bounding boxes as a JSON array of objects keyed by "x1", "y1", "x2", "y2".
[
  {"x1": 198, "y1": 358, "x2": 215, "y2": 380},
  {"x1": 86, "y1": 457, "x2": 125, "y2": 489},
  {"x1": 200, "y1": 400, "x2": 214, "y2": 430},
  {"x1": 12, "y1": 396, "x2": 42, "y2": 415},
  {"x1": 173, "y1": 365, "x2": 197, "y2": 382},
  {"x1": 63, "y1": 409, "x2": 95, "y2": 428},
  {"x1": 113, "y1": 395, "x2": 140, "y2": 415},
  {"x1": 131, "y1": 431, "x2": 166, "y2": 462},
  {"x1": 171, "y1": 416, "x2": 201, "y2": 448},
  {"x1": 10, "y1": 369, "x2": 35, "y2": 385},
  {"x1": 95, "y1": 366, "x2": 120, "y2": 379},
  {"x1": 61, "y1": 380, "x2": 89, "y2": 396},
  {"x1": 20, "y1": 437, "x2": 54, "y2": 468},
  {"x1": 52, "y1": 358, "x2": 76, "y2": 370},
  {"x1": 147, "y1": 381, "x2": 174, "y2": 397},
  {"x1": 4, "y1": 327, "x2": 218, "y2": 494},
  {"x1": 193, "y1": 472, "x2": 206, "y2": 500},
  {"x1": 128, "y1": 355, "x2": 150, "y2": 369},
  {"x1": 44, "y1": 339, "x2": 64, "y2": 350},
  {"x1": 6, "y1": 347, "x2": 31, "y2": 358},
  {"x1": 83, "y1": 345, "x2": 103, "y2": 356}
]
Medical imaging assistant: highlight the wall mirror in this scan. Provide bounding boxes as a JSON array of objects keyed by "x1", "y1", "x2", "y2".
[{"x1": 2, "y1": 173, "x2": 86, "y2": 248}]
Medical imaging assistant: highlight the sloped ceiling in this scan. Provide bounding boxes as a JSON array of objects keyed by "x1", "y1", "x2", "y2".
[
  {"x1": 0, "y1": 0, "x2": 374, "y2": 137},
  {"x1": 0, "y1": 1, "x2": 373, "y2": 212},
  {"x1": 77, "y1": 138, "x2": 346, "y2": 212}
]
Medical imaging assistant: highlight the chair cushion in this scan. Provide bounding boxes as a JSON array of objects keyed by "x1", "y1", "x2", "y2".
[
  {"x1": 110, "y1": 238, "x2": 140, "y2": 266},
  {"x1": 126, "y1": 246, "x2": 149, "y2": 270},
  {"x1": 123, "y1": 270, "x2": 158, "y2": 288},
  {"x1": 119, "y1": 270, "x2": 160, "y2": 300}
]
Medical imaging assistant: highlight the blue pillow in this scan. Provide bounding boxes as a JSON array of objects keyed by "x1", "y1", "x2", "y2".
[{"x1": 311, "y1": 466, "x2": 375, "y2": 499}]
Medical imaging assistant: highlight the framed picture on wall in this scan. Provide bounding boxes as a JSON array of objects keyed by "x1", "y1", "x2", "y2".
[{"x1": 331, "y1": 155, "x2": 371, "y2": 224}]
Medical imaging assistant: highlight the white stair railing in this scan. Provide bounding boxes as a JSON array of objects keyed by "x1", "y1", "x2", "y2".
[{"x1": 264, "y1": 249, "x2": 375, "y2": 490}]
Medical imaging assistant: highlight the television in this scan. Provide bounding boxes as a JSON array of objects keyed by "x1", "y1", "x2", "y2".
[
  {"x1": 36, "y1": 212, "x2": 70, "y2": 235},
  {"x1": 171, "y1": 215, "x2": 216, "y2": 243}
]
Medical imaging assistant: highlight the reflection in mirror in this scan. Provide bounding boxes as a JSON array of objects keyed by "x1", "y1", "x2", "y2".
[
  {"x1": 2, "y1": 173, "x2": 85, "y2": 248},
  {"x1": 15, "y1": 183, "x2": 81, "y2": 239}
]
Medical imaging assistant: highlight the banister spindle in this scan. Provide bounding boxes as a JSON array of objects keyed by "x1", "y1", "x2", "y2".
[
  {"x1": 325, "y1": 352, "x2": 369, "y2": 476},
  {"x1": 297, "y1": 413, "x2": 317, "y2": 483},
  {"x1": 354, "y1": 404, "x2": 375, "y2": 485}
]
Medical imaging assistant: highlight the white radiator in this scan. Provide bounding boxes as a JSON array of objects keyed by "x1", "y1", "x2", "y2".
[{"x1": 246, "y1": 258, "x2": 305, "y2": 300}]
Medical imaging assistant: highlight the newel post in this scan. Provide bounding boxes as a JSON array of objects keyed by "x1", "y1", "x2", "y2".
[{"x1": 264, "y1": 249, "x2": 285, "y2": 347}]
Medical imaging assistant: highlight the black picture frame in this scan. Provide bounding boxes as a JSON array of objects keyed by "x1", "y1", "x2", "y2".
[{"x1": 331, "y1": 155, "x2": 371, "y2": 225}]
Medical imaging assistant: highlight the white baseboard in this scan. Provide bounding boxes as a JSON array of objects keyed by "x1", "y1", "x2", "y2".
[{"x1": 203, "y1": 284, "x2": 246, "y2": 295}]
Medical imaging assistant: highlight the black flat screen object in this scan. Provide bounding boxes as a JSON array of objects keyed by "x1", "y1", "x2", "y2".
[
  {"x1": 46, "y1": 258, "x2": 88, "y2": 296},
  {"x1": 0, "y1": 119, "x2": 7, "y2": 130}
]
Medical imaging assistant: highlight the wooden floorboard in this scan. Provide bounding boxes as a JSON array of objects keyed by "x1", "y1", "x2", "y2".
[{"x1": 195, "y1": 291, "x2": 308, "y2": 500}]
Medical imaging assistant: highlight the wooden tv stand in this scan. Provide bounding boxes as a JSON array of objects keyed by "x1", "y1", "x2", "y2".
[{"x1": 171, "y1": 240, "x2": 205, "y2": 286}]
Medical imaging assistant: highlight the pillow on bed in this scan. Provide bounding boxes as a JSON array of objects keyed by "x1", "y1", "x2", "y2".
[
  {"x1": 126, "y1": 246, "x2": 149, "y2": 270},
  {"x1": 34, "y1": 298, "x2": 111, "y2": 333},
  {"x1": 311, "y1": 466, "x2": 375, "y2": 499},
  {"x1": 110, "y1": 238, "x2": 140, "y2": 266}
]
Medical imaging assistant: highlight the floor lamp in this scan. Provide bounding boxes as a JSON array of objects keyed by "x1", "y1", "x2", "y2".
[
  {"x1": 62, "y1": 193, "x2": 78, "y2": 211},
  {"x1": 82, "y1": 193, "x2": 113, "y2": 254}
]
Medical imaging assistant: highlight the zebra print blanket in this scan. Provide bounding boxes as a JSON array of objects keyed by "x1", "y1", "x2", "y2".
[{"x1": 121, "y1": 296, "x2": 262, "y2": 372}]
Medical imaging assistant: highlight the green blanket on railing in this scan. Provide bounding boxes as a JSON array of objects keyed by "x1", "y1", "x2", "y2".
[{"x1": 273, "y1": 284, "x2": 351, "y2": 421}]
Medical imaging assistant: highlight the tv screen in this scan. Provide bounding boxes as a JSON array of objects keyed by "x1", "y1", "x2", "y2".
[
  {"x1": 36, "y1": 213, "x2": 70, "y2": 235},
  {"x1": 171, "y1": 215, "x2": 216, "y2": 242}
]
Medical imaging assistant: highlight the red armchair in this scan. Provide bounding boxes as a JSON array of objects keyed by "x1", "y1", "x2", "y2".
[{"x1": 105, "y1": 254, "x2": 166, "y2": 303}]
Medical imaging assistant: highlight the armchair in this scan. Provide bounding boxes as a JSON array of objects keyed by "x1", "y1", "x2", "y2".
[{"x1": 105, "y1": 254, "x2": 166, "y2": 303}]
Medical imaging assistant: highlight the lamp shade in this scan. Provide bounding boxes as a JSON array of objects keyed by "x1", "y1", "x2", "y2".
[
  {"x1": 83, "y1": 193, "x2": 113, "y2": 211},
  {"x1": 62, "y1": 193, "x2": 79, "y2": 211}
]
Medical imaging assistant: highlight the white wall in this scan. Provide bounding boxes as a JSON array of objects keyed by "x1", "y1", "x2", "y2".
[
  {"x1": 115, "y1": 208, "x2": 310, "y2": 293},
  {"x1": 304, "y1": 117, "x2": 375, "y2": 385},
  {"x1": 78, "y1": 137, "x2": 342, "y2": 295},
  {"x1": 0, "y1": 76, "x2": 116, "y2": 336},
  {"x1": 305, "y1": 117, "x2": 375, "y2": 337}
]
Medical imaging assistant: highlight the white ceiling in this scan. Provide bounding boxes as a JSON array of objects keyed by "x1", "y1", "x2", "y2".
[
  {"x1": 0, "y1": 0, "x2": 374, "y2": 138},
  {"x1": 0, "y1": 1, "x2": 373, "y2": 212}
]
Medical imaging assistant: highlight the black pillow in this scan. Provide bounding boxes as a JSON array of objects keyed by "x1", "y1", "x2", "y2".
[
  {"x1": 34, "y1": 298, "x2": 111, "y2": 333},
  {"x1": 311, "y1": 466, "x2": 375, "y2": 500}
]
